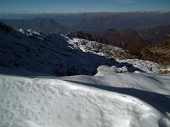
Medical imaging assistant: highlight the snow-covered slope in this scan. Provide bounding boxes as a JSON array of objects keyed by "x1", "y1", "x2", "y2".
[
  {"x1": 0, "y1": 23, "x2": 108, "y2": 75},
  {"x1": 0, "y1": 21, "x2": 164, "y2": 76},
  {"x1": 0, "y1": 66, "x2": 170, "y2": 127},
  {"x1": 0, "y1": 21, "x2": 132, "y2": 76}
]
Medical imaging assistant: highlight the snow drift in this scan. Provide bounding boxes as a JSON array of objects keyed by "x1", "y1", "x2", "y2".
[{"x1": 0, "y1": 66, "x2": 170, "y2": 127}]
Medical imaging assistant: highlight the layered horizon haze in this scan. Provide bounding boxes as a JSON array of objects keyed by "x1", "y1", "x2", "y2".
[{"x1": 0, "y1": 0, "x2": 170, "y2": 13}]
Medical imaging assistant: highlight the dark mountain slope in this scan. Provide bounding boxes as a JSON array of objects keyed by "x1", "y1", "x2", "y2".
[
  {"x1": 140, "y1": 39, "x2": 170, "y2": 66},
  {"x1": 98, "y1": 28, "x2": 149, "y2": 51}
]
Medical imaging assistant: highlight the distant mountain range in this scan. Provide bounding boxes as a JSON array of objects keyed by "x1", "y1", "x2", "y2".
[
  {"x1": 1, "y1": 12, "x2": 170, "y2": 34},
  {"x1": 53, "y1": 12, "x2": 170, "y2": 34}
]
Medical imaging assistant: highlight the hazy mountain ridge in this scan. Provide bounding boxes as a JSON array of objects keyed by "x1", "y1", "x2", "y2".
[
  {"x1": 1, "y1": 12, "x2": 170, "y2": 34},
  {"x1": 1, "y1": 18, "x2": 68, "y2": 33},
  {"x1": 38, "y1": 12, "x2": 170, "y2": 34}
]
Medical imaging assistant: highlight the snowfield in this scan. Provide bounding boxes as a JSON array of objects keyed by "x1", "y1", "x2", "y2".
[{"x1": 0, "y1": 66, "x2": 170, "y2": 127}]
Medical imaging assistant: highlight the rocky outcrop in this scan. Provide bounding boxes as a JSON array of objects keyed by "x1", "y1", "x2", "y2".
[{"x1": 75, "y1": 31, "x2": 112, "y2": 45}]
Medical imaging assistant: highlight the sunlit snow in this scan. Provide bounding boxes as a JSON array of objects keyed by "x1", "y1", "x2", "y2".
[{"x1": 0, "y1": 66, "x2": 170, "y2": 127}]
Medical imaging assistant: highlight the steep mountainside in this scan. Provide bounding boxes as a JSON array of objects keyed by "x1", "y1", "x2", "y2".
[
  {"x1": 0, "y1": 21, "x2": 138, "y2": 76},
  {"x1": 139, "y1": 24, "x2": 170, "y2": 44},
  {"x1": 1, "y1": 18, "x2": 68, "y2": 33},
  {"x1": 141, "y1": 39, "x2": 170, "y2": 67},
  {"x1": 0, "y1": 21, "x2": 163, "y2": 76},
  {"x1": 97, "y1": 28, "x2": 149, "y2": 51}
]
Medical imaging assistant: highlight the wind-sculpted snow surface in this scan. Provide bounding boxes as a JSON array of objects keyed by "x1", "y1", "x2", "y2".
[{"x1": 0, "y1": 66, "x2": 170, "y2": 127}]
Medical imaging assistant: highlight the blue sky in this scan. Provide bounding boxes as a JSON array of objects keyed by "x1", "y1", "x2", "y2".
[{"x1": 0, "y1": 0, "x2": 170, "y2": 13}]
